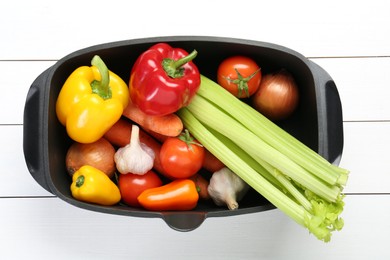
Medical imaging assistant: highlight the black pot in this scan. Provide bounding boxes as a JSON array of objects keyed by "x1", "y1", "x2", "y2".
[{"x1": 23, "y1": 36, "x2": 344, "y2": 231}]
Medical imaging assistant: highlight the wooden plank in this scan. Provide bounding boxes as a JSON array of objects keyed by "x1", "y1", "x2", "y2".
[
  {"x1": 311, "y1": 57, "x2": 390, "y2": 121},
  {"x1": 341, "y1": 121, "x2": 390, "y2": 194},
  {"x1": 0, "y1": 61, "x2": 55, "y2": 124},
  {"x1": 0, "y1": 194, "x2": 388, "y2": 259},
  {"x1": 0, "y1": 0, "x2": 389, "y2": 60},
  {"x1": 0, "y1": 125, "x2": 52, "y2": 196}
]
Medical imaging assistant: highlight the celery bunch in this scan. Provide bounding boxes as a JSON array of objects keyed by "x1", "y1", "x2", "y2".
[{"x1": 178, "y1": 75, "x2": 349, "y2": 242}]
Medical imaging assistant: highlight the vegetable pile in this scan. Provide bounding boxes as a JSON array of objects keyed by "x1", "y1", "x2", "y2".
[{"x1": 56, "y1": 43, "x2": 349, "y2": 243}]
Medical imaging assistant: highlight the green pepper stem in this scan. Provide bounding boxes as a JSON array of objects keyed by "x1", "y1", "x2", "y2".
[
  {"x1": 162, "y1": 50, "x2": 198, "y2": 78},
  {"x1": 75, "y1": 175, "x2": 85, "y2": 188},
  {"x1": 90, "y1": 55, "x2": 112, "y2": 100},
  {"x1": 172, "y1": 50, "x2": 198, "y2": 69}
]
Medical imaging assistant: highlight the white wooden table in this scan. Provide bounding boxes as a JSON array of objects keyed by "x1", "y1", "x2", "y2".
[{"x1": 1, "y1": 0, "x2": 389, "y2": 259}]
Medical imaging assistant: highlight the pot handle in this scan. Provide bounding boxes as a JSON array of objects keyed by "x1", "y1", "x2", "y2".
[
  {"x1": 23, "y1": 68, "x2": 53, "y2": 193},
  {"x1": 162, "y1": 212, "x2": 206, "y2": 231},
  {"x1": 309, "y1": 61, "x2": 344, "y2": 165}
]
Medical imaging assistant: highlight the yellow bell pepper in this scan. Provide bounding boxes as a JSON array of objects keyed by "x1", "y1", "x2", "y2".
[
  {"x1": 70, "y1": 165, "x2": 121, "y2": 206},
  {"x1": 56, "y1": 55, "x2": 129, "y2": 143}
]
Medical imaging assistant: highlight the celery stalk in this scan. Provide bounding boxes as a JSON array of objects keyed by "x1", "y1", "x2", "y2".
[
  {"x1": 177, "y1": 75, "x2": 348, "y2": 242},
  {"x1": 213, "y1": 127, "x2": 312, "y2": 211},
  {"x1": 196, "y1": 75, "x2": 349, "y2": 186},
  {"x1": 187, "y1": 94, "x2": 340, "y2": 202},
  {"x1": 178, "y1": 108, "x2": 345, "y2": 242},
  {"x1": 262, "y1": 163, "x2": 312, "y2": 211},
  {"x1": 178, "y1": 108, "x2": 307, "y2": 225},
  {"x1": 207, "y1": 127, "x2": 284, "y2": 190}
]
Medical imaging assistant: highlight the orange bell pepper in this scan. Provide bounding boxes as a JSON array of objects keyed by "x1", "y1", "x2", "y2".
[{"x1": 137, "y1": 179, "x2": 199, "y2": 211}]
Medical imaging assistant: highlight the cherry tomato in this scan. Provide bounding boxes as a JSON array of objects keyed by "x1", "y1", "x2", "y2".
[
  {"x1": 217, "y1": 56, "x2": 262, "y2": 98},
  {"x1": 118, "y1": 170, "x2": 163, "y2": 207},
  {"x1": 160, "y1": 130, "x2": 205, "y2": 179}
]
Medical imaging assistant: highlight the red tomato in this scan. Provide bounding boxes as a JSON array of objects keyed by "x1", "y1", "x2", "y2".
[
  {"x1": 217, "y1": 56, "x2": 262, "y2": 98},
  {"x1": 160, "y1": 131, "x2": 205, "y2": 179},
  {"x1": 118, "y1": 170, "x2": 163, "y2": 207}
]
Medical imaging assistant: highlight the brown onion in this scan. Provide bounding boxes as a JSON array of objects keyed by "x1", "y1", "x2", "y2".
[
  {"x1": 66, "y1": 138, "x2": 116, "y2": 178},
  {"x1": 252, "y1": 69, "x2": 299, "y2": 121}
]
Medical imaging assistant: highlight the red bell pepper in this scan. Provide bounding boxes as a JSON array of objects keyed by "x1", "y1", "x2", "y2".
[{"x1": 129, "y1": 43, "x2": 201, "y2": 116}]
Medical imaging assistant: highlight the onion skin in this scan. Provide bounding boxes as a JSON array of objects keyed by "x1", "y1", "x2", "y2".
[
  {"x1": 66, "y1": 138, "x2": 116, "y2": 178},
  {"x1": 252, "y1": 69, "x2": 299, "y2": 121}
]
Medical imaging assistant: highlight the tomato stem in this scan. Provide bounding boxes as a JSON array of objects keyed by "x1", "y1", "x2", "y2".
[
  {"x1": 225, "y1": 68, "x2": 261, "y2": 98},
  {"x1": 179, "y1": 129, "x2": 203, "y2": 151}
]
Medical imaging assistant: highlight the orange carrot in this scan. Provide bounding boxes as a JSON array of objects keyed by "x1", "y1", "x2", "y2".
[
  {"x1": 104, "y1": 118, "x2": 169, "y2": 178},
  {"x1": 142, "y1": 128, "x2": 169, "y2": 143},
  {"x1": 122, "y1": 98, "x2": 183, "y2": 137}
]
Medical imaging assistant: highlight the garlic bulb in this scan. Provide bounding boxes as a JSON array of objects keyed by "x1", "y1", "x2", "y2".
[
  {"x1": 114, "y1": 124, "x2": 155, "y2": 175},
  {"x1": 207, "y1": 167, "x2": 249, "y2": 210}
]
